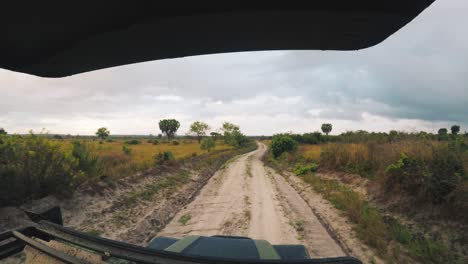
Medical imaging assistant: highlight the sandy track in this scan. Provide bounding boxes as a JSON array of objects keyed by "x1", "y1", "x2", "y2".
[{"x1": 158, "y1": 143, "x2": 345, "y2": 258}]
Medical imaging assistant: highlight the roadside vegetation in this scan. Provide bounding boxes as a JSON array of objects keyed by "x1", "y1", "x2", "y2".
[
  {"x1": 0, "y1": 120, "x2": 253, "y2": 207},
  {"x1": 265, "y1": 124, "x2": 468, "y2": 263}
]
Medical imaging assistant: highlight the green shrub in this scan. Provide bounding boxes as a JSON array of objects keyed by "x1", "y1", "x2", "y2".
[
  {"x1": 294, "y1": 163, "x2": 319, "y2": 175},
  {"x1": 200, "y1": 137, "x2": 215, "y2": 152},
  {"x1": 271, "y1": 135, "x2": 298, "y2": 158},
  {"x1": 125, "y1": 139, "x2": 141, "y2": 145},
  {"x1": 384, "y1": 153, "x2": 431, "y2": 199},
  {"x1": 0, "y1": 134, "x2": 76, "y2": 206},
  {"x1": 429, "y1": 144, "x2": 464, "y2": 203},
  {"x1": 71, "y1": 141, "x2": 102, "y2": 179},
  {"x1": 155, "y1": 151, "x2": 175, "y2": 165},
  {"x1": 172, "y1": 140, "x2": 180, "y2": 145},
  {"x1": 385, "y1": 146, "x2": 464, "y2": 203},
  {"x1": 122, "y1": 144, "x2": 132, "y2": 156},
  {"x1": 152, "y1": 139, "x2": 159, "y2": 145}
]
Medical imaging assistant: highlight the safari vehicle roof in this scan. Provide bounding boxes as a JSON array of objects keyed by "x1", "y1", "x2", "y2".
[{"x1": 0, "y1": 1, "x2": 434, "y2": 78}]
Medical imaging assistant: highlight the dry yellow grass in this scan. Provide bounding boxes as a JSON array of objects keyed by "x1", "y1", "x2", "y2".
[
  {"x1": 59, "y1": 139, "x2": 231, "y2": 166},
  {"x1": 299, "y1": 144, "x2": 322, "y2": 161}
]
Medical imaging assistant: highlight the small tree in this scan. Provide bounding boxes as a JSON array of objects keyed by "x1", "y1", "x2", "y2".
[
  {"x1": 221, "y1": 122, "x2": 248, "y2": 147},
  {"x1": 438, "y1": 128, "x2": 448, "y2": 141},
  {"x1": 210, "y1": 132, "x2": 221, "y2": 141},
  {"x1": 321, "y1": 123, "x2": 332, "y2": 136},
  {"x1": 451, "y1": 125, "x2": 460, "y2": 135},
  {"x1": 221, "y1": 122, "x2": 239, "y2": 146},
  {"x1": 190, "y1": 121, "x2": 210, "y2": 143},
  {"x1": 0, "y1": 128, "x2": 7, "y2": 135},
  {"x1": 200, "y1": 137, "x2": 216, "y2": 152},
  {"x1": 159, "y1": 119, "x2": 180, "y2": 140},
  {"x1": 96, "y1": 127, "x2": 110, "y2": 141},
  {"x1": 438, "y1": 128, "x2": 448, "y2": 135}
]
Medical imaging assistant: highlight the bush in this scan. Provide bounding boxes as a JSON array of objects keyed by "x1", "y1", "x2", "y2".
[
  {"x1": 200, "y1": 137, "x2": 215, "y2": 152},
  {"x1": 122, "y1": 144, "x2": 132, "y2": 156},
  {"x1": 125, "y1": 139, "x2": 141, "y2": 145},
  {"x1": 106, "y1": 139, "x2": 114, "y2": 143},
  {"x1": 271, "y1": 135, "x2": 298, "y2": 158},
  {"x1": 172, "y1": 140, "x2": 180, "y2": 145},
  {"x1": 429, "y1": 144, "x2": 464, "y2": 203},
  {"x1": 155, "y1": 151, "x2": 175, "y2": 165},
  {"x1": 294, "y1": 163, "x2": 319, "y2": 175},
  {"x1": 152, "y1": 139, "x2": 159, "y2": 145},
  {"x1": 0, "y1": 134, "x2": 76, "y2": 206},
  {"x1": 384, "y1": 145, "x2": 464, "y2": 203},
  {"x1": 71, "y1": 141, "x2": 102, "y2": 179},
  {"x1": 384, "y1": 153, "x2": 431, "y2": 199}
]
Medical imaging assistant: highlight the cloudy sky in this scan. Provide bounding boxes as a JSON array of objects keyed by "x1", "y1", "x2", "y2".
[{"x1": 1, "y1": 0, "x2": 467, "y2": 136}]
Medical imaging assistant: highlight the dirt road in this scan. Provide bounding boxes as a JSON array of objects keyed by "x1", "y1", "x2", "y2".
[{"x1": 158, "y1": 143, "x2": 345, "y2": 258}]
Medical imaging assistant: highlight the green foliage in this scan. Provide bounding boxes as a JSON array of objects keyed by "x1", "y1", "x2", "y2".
[
  {"x1": 0, "y1": 134, "x2": 76, "y2": 206},
  {"x1": 122, "y1": 144, "x2": 132, "y2": 156},
  {"x1": 189, "y1": 121, "x2": 210, "y2": 143},
  {"x1": 152, "y1": 139, "x2": 159, "y2": 145},
  {"x1": 96, "y1": 127, "x2": 110, "y2": 140},
  {"x1": 438, "y1": 128, "x2": 448, "y2": 135},
  {"x1": 321, "y1": 123, "x2": 332, "y2": 135},
  {"x1": 290, "y1": 132, "x2": 324, "y2": 144},
  {"x1": 438, "y1": 128, "x2": 448, "y2": 141},
  {"x1": 429, "y1": 144, "x2": 464, "y2": 203},
  {"x1": 385, "y1": 145, "x2": 464, "y2": 203},
  {"x1": 159, "y1": 119, "x2": 180, "y2": 140},
  {"x1": 71, "y1": 141, "x2": 101, "y2": 180},
  {"x1": 271, "y1": 135, "x2": 298, "y2": 158},
  {"x1": 172, "y1": 140, "x2": 180, "y2": 145},
  {"x1": 0, "y1": 128, "x2": 7, "y2": 135},
  {"x1": 294, "y1": 163, "x2": 319, "y2": 175},
  {"x1": 200, "y1": 137, "x2": 215, "y2": 152},
  {"x1": 125, "y1": 139, "x2": 141, "y2": 145},
  {"x1": 385, "y1": 153, "x2": 432, "y2": 199},
  {"x1": 154, "y1": 151, "x2": 175, "y2": 165},
  {"x1": 210, "y1": 131, "x2": 221, "y2": 141},
  {"x1": 451, "y1": 125, "x2": 460, "y2": 135},
  {"x1": 221, "y1": 122, "x2": 250, "y2": 148}
]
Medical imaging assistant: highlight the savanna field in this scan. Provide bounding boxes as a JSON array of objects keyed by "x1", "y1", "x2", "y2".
[
  {"x1": 0, "y1": 133, "x2": 233, "y2": 207},
  {"x1": 265, "y1": 130, "x2": 468, "y2": 263}
]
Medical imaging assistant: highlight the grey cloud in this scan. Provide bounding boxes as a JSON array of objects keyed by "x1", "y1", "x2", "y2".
[{"x1": 0, "y1": 0, "x2": 467, "y2": 135}]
